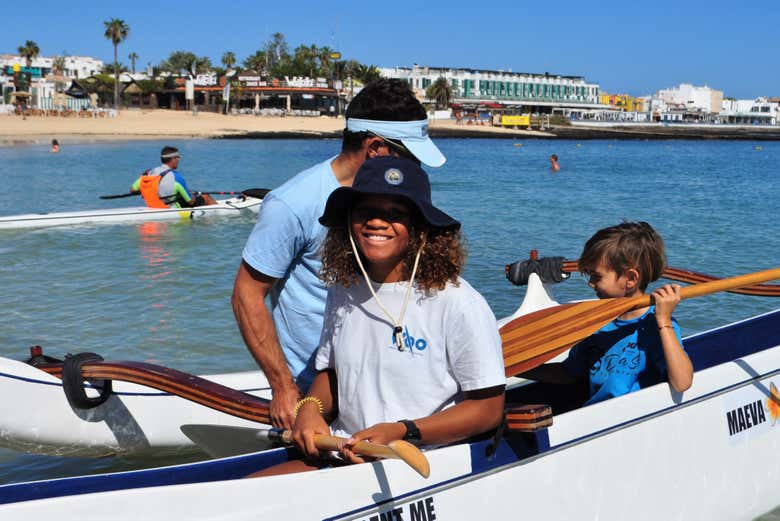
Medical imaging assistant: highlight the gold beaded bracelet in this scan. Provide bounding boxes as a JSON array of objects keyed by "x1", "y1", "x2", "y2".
[{"x1": 293, "y1": 396, "x2": 324, "y2": 417}]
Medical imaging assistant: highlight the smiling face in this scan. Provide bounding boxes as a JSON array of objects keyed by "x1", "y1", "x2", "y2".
[{"x1": 350, "y1": 194, "x2": 415, "y2": 283}]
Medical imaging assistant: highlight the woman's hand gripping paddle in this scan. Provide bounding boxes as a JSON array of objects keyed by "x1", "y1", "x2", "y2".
[{"x1": 180, "y1": 424, "x2": 430, "y2": 478}]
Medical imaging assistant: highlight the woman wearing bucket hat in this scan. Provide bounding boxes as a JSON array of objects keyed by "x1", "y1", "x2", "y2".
[{"x1": 250, "y1": 157, "x2": 505, "y2": 476}]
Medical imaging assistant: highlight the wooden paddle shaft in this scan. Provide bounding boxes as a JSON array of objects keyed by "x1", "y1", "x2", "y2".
[
  {"x1": 630, "y1": 266, "x2": 780, "y2": 308},
  {"x1": 279, "y1": 429, "x2": 430, "y2": 477},
  {"x1": 559, "y1": 260, "x2": 780, "y2": 296},
  {"x1": 279, "y1": 430, "x2": 402, "y2": 460}
]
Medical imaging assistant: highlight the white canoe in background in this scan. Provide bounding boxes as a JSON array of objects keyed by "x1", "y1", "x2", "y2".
[
  {"x1": 0, "y1": 195, "x2": 262, "y2": 230},
  {"x1": 1, "y1": 307, "x2": 780, "y2": 520}
]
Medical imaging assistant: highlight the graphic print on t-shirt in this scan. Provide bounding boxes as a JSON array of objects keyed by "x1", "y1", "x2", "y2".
[{"x1": 388, "y1": 326, "x2": 428, "y2": 355}]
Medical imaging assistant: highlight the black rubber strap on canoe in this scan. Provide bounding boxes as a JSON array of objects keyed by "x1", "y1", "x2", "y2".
[
  {"x1": 506, "y1": 256, "x2": 568, "y2": 286},
  {"x1": 62, "y1": 353, "x2": 113, "y2": 409}
]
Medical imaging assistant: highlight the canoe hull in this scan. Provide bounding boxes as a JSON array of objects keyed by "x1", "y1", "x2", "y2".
[
  {"x1": 2, "y1": 308, "x2": 780, "y2": 520},
  {"x1": 0, "y1": 357, "x2": 273, "y2": 456},
  {"x1": 0, "y1": 195, "x2": 262, "y2": 230}
]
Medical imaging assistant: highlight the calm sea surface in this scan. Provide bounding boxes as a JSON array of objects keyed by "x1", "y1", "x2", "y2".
[{"x1": 0, "y1": 138, "x2": 779, "y2": 514}]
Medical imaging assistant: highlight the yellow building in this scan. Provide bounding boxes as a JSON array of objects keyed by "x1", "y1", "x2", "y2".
[{"x1": 599, "y1": 93, "x2": 644, "y2": 112}]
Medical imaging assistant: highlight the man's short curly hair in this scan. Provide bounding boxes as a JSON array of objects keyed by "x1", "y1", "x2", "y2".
[{"x1": 342, "y1": 79, "x2": 427, "y2": 153}]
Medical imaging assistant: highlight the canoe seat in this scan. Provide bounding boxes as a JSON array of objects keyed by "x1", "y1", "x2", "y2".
[{"x1": 505, "y1": 403, "x2": 553, "y2": 432}]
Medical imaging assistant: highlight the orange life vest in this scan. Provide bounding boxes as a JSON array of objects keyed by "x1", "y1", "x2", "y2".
[{"x1": 138, "y1": 170, "x2": 175, "y2": 208}]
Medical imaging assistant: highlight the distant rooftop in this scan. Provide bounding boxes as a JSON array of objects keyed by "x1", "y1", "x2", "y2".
[{"x1": 388, "y1": 64, "x2": 585, "y2": 81}]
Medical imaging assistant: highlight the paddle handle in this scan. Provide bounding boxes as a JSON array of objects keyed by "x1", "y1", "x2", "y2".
[
  {"x1": 277, "y1": 429, "x2": 429, "y2": 477},
  {"x1": 627, "y1": 267, "x2": 780, "y2": 309},
  {"x1": 278, "y1": 430, "x2": 402, "y2": 460},
  {"x1": 99, "y1": 192, "x2": 140, "y2": 200},
  {"x1": 678, "y1": 267, "x2": 780, "y2": 300}
]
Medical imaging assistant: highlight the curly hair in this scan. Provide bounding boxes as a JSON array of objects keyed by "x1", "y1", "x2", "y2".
[{"x1": 320, "y1": 222, "x2": 466, "y2": 293}]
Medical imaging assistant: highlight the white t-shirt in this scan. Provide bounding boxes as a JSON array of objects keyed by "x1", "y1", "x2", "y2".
[{"x1": 315, "y1": 277, "x2": 506, "y2": 437}]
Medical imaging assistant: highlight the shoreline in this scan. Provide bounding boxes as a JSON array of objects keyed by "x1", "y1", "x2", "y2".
[{"x1": 2, "y1": 110, "x2": 780, "y2": 144}]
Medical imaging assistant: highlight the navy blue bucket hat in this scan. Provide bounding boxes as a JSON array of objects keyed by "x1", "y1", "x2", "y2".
[{"x1": 319, "y1": 156, "x2": 460, "y2": 230}]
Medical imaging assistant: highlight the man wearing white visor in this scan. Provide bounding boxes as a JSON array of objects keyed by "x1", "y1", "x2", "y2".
[
  {"x1": 233, "y1": 79, "x2": 446, "y2": 429},
  {"x1": 344, "y1": 117, "x2": 445, "y2": 168}
]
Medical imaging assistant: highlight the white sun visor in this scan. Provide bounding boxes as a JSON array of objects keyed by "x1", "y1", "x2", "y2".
[{"x1": 346, "y1": 118, "x2": 446, "y2": 167}]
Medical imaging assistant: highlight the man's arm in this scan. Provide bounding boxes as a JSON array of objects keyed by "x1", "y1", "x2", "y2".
[{"x1": 232, "y1": 260, "x2": 301, "y2": 429}]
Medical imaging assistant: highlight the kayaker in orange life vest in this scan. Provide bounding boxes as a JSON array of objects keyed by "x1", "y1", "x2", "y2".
[{"x1": 131, "y1": 146, "x2": 217, "y2": 209}]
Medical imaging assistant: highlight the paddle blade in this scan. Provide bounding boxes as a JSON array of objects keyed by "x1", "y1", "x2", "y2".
[
  {"x1": 501, "y1": 298, "x2": 639, "y2": 377},
  {"x1": 387, "y1": 440, "x2": 430, "y2": 478},
  {"x1": 313, "y1": 434, "x2": 430, "y2": 478},
  {"x1": 181, "y1": 424, "x2": 276, "y2": 458}
]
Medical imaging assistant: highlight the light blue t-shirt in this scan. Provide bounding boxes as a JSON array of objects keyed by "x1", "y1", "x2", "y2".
[
  {"x1": 241, "y1": 158, "x2": 340, "y2": 390},
  {"x1": 562, "y1": 306, "x2": 684, "y2": 405}
]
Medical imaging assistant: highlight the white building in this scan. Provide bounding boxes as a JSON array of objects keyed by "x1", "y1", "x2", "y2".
[
  {"x1": 0, "y1": 54, "x2": 104, "y2": 79},
  {"x1": 720, "y1": 97, "x2": 778, "y2": 125},
  {"x1": 380, "y1": 64, "x2": 601, "y2": 111},
  {"x1": 655, "y1": 83, "x2": 723, "y2": 115}
]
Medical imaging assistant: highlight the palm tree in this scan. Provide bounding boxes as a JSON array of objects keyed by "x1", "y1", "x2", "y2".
[
  {"x1": 128, "y1": 52, "x2": 139, "y2": 74},
  {"x1": 52, "y1": 55, "x2": 67, "y2": 75},
  {"x1": 103, "y1": 18, "x2": 130, "y2": 109},
  {"x1": 221, "y1": 51, "x2": 236, "y2": 70},
  {"x1": 318, "y1": 46, "x2": 334, "y2": 78},
  {"x1": 243, "y1": 50, "x2": 266, "y2": 75},
  {"x1": 356, "y1": 64, "x2": 381, "y2": 84},
  {"x1": 17, "y1": 40, "x2": 40, "y2": 67},
  {"x1": 426, "y1": 76, "x2": 453, "y2": 109}
]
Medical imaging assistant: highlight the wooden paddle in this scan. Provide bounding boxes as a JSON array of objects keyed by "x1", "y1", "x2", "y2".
[
  {"x1": 502, "y1": 267, "x2": 780, "y2": 376},
  {"x1": 180, "y1": 424, "x2": 430, "y2": 478}
]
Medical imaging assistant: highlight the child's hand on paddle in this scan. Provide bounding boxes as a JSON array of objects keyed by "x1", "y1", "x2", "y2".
[
  {"x1": 341, "y1": 422, "x2": 408, "y2": 464},
  {"x1": 652, "y1": 283, "x2": 681, "y2": 324}
]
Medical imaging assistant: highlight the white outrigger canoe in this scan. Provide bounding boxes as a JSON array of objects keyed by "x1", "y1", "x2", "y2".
[
  {"x1": 1, "y1": 266, "x2": 780, "y2": 519},
  {"x1": 0, "y1": 194, "x2": 263, "y2": 230},
  {"x1": 0, "y1": 272, "x2": 563, "y2": 457}
]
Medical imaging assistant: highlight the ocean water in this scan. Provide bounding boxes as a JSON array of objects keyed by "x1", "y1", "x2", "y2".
[{"x1": 0, "y1": 138, "x2": 778, "y2": 512}]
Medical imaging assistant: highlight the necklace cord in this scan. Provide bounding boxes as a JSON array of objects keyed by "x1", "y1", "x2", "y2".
[{"x1": 347, "y1": 217, "x2": 425, "y2": 351}]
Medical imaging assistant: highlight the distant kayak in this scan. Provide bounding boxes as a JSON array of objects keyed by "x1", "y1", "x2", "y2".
[{"x1": 0, "y1": 194, "x2": 263, "y2": 230}]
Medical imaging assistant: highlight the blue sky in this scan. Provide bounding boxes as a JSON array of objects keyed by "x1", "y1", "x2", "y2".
[{"x1": 3, "y1": 0, "x2": 778, "y2": 98}]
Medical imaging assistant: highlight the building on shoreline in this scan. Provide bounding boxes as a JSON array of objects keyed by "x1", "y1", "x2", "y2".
[
  {"x1": 380, "y1": 64, "x2": 608, "y2": 119},
  {"x1": 0, "y1": 54, "x2": 103, "y2": 80},
  {"x1": 719, "y1": 97, "x2": 779, "y2": 125},
  {"x1": 1, "y1": 54, "x2": 104, "y2": 111},
  {"x1": 652, "y1": 83, "x2": 724, "y2": 122}
]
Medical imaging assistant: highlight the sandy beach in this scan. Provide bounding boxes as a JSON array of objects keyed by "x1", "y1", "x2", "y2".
[
  {"x1": 4, "y1": 109, "x2": 780, "y2": 144},
  {"x1": 0, "y1": 109, "x2": 547, "y2": 144}
]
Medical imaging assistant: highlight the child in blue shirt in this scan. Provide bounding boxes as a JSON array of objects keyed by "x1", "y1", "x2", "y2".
[{"x1": 522, "y1": 221, "x2": 693, "y2": 405}]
